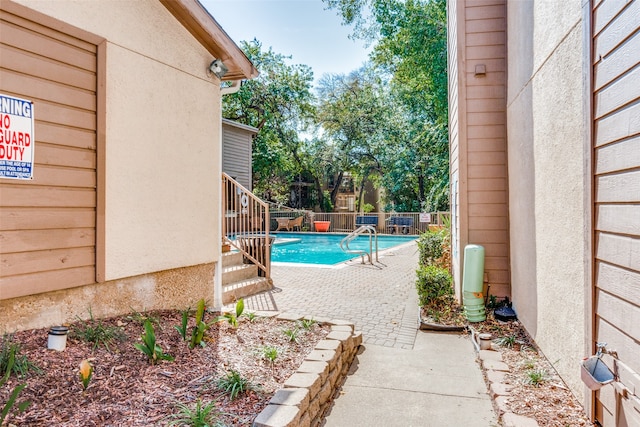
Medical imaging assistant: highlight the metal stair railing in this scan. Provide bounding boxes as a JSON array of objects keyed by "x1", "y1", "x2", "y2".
[
  {"x1": 222, "y1": 173, "x2": 271, "y2": 280},
  {"x1": 340, "y1": 225, "x2": 379, "y2": 265}
]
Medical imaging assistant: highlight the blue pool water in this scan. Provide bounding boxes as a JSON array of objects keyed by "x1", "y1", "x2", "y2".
[{"x1": 271, "y1": 233, "x2": 416, "y2": 265}]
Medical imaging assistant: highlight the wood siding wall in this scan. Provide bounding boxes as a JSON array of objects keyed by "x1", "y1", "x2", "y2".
[
  {"x1": 591, "y1": 0, "x2": 640, "y2": 424},
  {"x1": 0, "y1": 8, "x2": 97, "y2": 300},
  {"x1": 222, "y1": 121, "x2": 254, "y2": 191},
  {"x1": 450, "y1": 0, "x2": 510, "y2": 298}
]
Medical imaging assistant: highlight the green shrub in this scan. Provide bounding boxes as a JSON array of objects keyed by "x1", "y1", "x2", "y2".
[
  {"x1": 416, "y1": 265, "x2": 453, "y2": 307},
  {"x1": 190, "y1": 299, "x2": 210, "y2": 349},
  {"x1": 321, "y1": 190, "x2": 333, "y2": 212},
  {"x1": 72, "y1": 309, "x2": 127, "y2": 351},
  {"x1": 215, "y1": 298, "x2": 245, "y2": 328},
  {"x1": 216, "y1": 370, "x2": 253, "y2": 400},
  {"x1": 417, "y1": 231, "x2": 444, "y2": 267},
  {"x1": 524, "y1": 368, "x2": 548, "y2": 387},
  {"x1": 0, "y1": 343, "x2": 30, "y2": 425},
  {"x1": 175, "y1": 308, "x2": 190, "y2": 341},
  {"x1": 134, "y1": 320, "x2": 174, "y2": 364},
  {"x1": 282, "y1": 327, "x2": 300, "y2": 343},
  {"x1": 0, "y1": 335, "x2": 39, "y2": 378},
  {"x1": 299, "y1": 318, "x2": 316, "y2": 330},
  {"x1": 259, "y1": 346, "x2": 279, "y2": 364},
  {"x1": 167, "y1": 399, "x2": 224, "y2": 427}
]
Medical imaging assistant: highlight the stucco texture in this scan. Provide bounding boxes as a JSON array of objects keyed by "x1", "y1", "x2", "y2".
[
  {"x1": 531, "y1": 24, "x2": 586, "y2": 396},
  {"x1": 506, "y1": 83, "x2": 537, "y2": 335},
  {"x1": 104, "y1": 44, "x2": 220, "y2": 279},
  {"x1": 14, "y1": 0, "x2": 211, "y2": 73},
  {"x1": 531, "y1": 0, "x2": 582, "y2": 73},
  {"x1": 15, "y1": 0, "x2": 223, "y2": 279},
  {"x1": 0, "y1": 263, "x2": 216, "y2": 333},
  {"x1": 507, "y1": 0, "x2": 587, "y2": 397}
]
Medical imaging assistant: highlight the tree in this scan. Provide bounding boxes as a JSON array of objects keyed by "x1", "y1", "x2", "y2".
[
  {"x1": 315, "y1": 66, "x2": 392, "y2": 210},
  {"x1": 323, "y1": 0, "x2": 449, "y2": 211},
  {"x1": 299, "y1": 137, "x2": 341, "y2": 211},
  {"x1": 222, "y1": 40, "x2": 316, "y2": 202}
]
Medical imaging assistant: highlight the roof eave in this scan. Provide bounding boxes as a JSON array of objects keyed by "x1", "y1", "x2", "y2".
[
  {"x1": 222, "y1": 118, "x2": 259, "y2": 134},
  {"x1": 159, "y1": 0, "x2": 259, "y2": 81}
]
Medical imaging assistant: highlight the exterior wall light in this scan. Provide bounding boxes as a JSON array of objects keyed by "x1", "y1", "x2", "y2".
[{"x1": 209, "y1": 59, "x2": 228, "y2": 79}]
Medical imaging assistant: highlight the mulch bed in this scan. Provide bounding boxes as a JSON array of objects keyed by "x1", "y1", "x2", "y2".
[
  {"x1": 1, "y1": 310, "x2": 329, "y2": 426},
  {"x1": 473, "y1": 313, "x2": 594, "y2": 427}
]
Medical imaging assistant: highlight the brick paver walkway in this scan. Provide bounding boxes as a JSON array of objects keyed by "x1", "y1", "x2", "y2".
[{"x1": 241, "y1": 241, "x2": 420, "y2": 349}]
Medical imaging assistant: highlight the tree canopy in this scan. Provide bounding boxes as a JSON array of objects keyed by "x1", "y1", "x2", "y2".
[
  {"x1": 222, "y1": 0, "x2": 449, "y2": 212},
  {"x1": 222, "y1": 40, "x2": 316, "y2": 203},
  {"x1": 322, "y1": 0, "x2": 449, "y2": 211},
  {"x1": 315, "y1": 67, "x2": 391, "y2": 209}
]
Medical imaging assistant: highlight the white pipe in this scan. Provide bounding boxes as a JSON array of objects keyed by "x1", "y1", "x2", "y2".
[
  {"x1": 221, "y1": 80, "x2": 242, "y2": 95},
  {"x1": 213, "y1": 80, "x2": 243, "y2": 311},
  {"x1": 468, "y1": 326, "x2": 480, "y2": 353},
  {"x1": 214, "y1": 97, "x2": 224, "y2": 311}
]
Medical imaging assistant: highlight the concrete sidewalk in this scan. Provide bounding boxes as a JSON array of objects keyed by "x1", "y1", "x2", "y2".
[
  {"x1": 241, "y1": 240, "x2": 497, "y2": 426},
  {"x1": 323, "y1": 331, "x2": 497, "y2": 427}
]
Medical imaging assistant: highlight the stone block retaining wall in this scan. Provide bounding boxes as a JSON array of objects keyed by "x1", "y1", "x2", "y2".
[{"x1": 253, "y1": 315, "x2": 363, "y2": 427}]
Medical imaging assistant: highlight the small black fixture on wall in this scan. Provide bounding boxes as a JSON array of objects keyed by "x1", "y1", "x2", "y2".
[{"x1": 209, "y1": 58, "x2": 228, "y2": 79}]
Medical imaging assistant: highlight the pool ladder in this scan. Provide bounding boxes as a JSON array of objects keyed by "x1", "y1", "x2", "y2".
[{"x1": 340, "y1": 225, "x2": 379, "y2": 264}]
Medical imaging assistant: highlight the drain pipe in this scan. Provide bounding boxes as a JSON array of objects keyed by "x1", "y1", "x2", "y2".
[
  {"x1": 213, "y1": 79, "x2": 243, "y2": 311},
  {"x1": 469, "y1": 325, "x2": 494, "y2": 352},
  {"x1": 468, "y1": 326, "x2": 481, "y2": 353},
  {"x1": 221, "y1": 80, "x2": 242, "y2": 95}
]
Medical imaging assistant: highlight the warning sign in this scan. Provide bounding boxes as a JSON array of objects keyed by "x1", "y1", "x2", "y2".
[{"x1": 0, "y1": 94, "x2": 35, "y2": 180}]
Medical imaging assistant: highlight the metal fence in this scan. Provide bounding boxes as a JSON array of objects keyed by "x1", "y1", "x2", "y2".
[{"x1": 268, "y1": 210, "x2": 450, "y2": 235}]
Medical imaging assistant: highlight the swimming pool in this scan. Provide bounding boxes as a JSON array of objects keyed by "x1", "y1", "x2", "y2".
[{"x1": 271, "y1": 232, "x2": 416, "y2": 265}]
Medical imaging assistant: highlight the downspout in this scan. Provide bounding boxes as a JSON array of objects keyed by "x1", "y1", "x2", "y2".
[
  {"x1": 221, "y1": 80, "x2": 242, "y2": 95},
  {"x1": 213, "y1": 80, "x2": 242, "y2": 311}
]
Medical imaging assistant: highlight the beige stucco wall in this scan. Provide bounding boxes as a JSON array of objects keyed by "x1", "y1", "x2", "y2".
[
  {"x1": 506, "y1": 0, "x2": 587, "y2": 396},
  {"x1": 15, "y1": 0, "x2": 222, "y2": 280},
  {"x1": 104, "y1": 45, "x2": 220, "y2": 279}
]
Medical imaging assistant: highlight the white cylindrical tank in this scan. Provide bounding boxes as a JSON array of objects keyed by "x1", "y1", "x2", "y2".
[{"x1": 463, "y1": 244, "x2": 486, "y2": 322}]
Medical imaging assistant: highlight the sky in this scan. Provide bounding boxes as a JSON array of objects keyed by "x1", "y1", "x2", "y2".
[{"x1": 199, "y1": 0, "x2": 372, "y2": 85}]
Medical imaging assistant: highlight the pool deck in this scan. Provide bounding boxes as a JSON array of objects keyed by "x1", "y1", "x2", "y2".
[{"x1": 240, "y1": 240, "x2": 420, "y2": 349}]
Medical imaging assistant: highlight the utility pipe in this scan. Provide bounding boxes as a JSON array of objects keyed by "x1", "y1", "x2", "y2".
[
  {"x1": 213, "y1": 80, "x2": 242, "y2": 311},
  {"x1": 221, "y1": 80, "x2": 242, "y2": 95}
]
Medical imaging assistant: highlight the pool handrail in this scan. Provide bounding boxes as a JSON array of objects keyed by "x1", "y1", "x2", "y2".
[{"x1": 340, "y1": 225, "x2": 379, "y2": 264}]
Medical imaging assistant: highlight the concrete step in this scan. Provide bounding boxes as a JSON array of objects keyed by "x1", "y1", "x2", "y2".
[
  {"x1": 222, "y1": 251, "x2": 243, "y2": 268},
  {"x1": 222, "y1": 263, "x2": 259, "y2": 285},
  {"x1": 222, "y1": 277, "x2": 272, "y2": 305}
]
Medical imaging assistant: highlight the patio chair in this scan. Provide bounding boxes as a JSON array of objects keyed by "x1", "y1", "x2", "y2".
[
  {"x1": 275, "y1": 217, "x2": 291, "y2": 231},
  {"x1": 288, "y1": 216, "x2": 304, "y2": 231},
  {"x1": 388, "y1": 216, "x2": 413, "y2": 234},
  {"x1": 355, "y1": 216, "x2": 378, "y2": 228}
]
